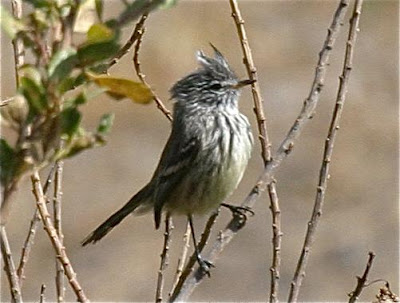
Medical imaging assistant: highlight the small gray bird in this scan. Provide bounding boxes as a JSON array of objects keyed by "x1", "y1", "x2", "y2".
[{"x1": 82, "y1": 45, "x2": 254, "y2": 273}]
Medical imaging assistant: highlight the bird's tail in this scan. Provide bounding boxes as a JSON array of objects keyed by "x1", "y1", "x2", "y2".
[{"x1": 82, "y1": 184, "x2": 152, "y2": 246}]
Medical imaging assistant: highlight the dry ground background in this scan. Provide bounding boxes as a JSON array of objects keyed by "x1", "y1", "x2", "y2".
[{"x1": 1, "y1": 0, "x2": 398, "y2": 301}]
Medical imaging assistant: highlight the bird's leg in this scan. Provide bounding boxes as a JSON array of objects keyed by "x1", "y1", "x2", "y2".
[
  {"x1": 220, "y1": 203, "x2": 254, "y2": 224},
  {"x1": 188, "y1": 215, "x2": 214, "y2": 277}
]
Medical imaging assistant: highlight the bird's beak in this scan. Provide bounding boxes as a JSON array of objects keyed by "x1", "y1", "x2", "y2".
[{"x1": 233, "y1": 79, "x2": 256, "y2": 89}]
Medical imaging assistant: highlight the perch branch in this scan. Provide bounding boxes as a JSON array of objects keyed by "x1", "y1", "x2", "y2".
[
  {"x1": 288, "y1": 0, "x2": 363, "y2": 301},
  {"x1": 155, "y1": 214, "x2": 173, "y2": 303},
  {"x1": 229, "y1": 0, "x2": 281, "y2": 301},
  {"x1": 30, "y1": 171, "x2": 89, "y2": 302},
  {"x1": 169, "y1": 0, "x2": 351, "y2": 300},
  {"x1": 1, "y1": 226, "x2": 23, "y2": 302},
  {"x1": 348, "y1": 252, "x2": 376, "y2": 303},
  {"x1": 133, "y1": 19, "x2": 173, "y2": 121},
  {"x1": 169, "y1": 211, "x2": 219, "y2": 302}
]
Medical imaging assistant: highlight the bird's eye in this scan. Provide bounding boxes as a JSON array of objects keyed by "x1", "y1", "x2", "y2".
[{"x1": 209, "y1": 83, "x2": 222, "y2": 90}]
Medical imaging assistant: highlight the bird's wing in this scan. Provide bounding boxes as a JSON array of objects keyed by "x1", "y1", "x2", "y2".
[{"x1": 151, "y1": 129, "x2": 200, "y2": 228}]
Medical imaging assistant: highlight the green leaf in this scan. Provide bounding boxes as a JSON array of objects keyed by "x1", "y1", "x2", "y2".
[
  {"x1": 61, "y1": 107, "x2": 81, "y2": 137},
  {"x1": 87, "y1": 23, "x2": 113, "y2": 43},
  {"x1": 0, "y1": 138, "x2": 17, "y2": 185},
  {"x1": 20, "y1": 76, "x2": 47, "y2": 113},
  {"x1": 97, "y1": 113, "x2": 114, "y2": 135},
  {"x1": 63, "y1": 92, "x2": 87, "y2": 109},
  {"x1": 0, "y1": 5, "x2": 25, "y2": 39},
  {"x1": 48, "y1": 48, "x2": 78, "y2": 83},
  {"x1": 158, "y1": 0, "x2": 179, "y2": 9},
  {"x1": 87, "y1": 72, "x2": 153, "y2": 104},
  {"x1": 24, "y1": 0, "x2": 52, "y2": 8},
  {"x1": 77, "y1": 40, "x2": 119, "y2": 65},
  {"x1": 94, "y1": 0, "x2": 103, "y2": 21}
]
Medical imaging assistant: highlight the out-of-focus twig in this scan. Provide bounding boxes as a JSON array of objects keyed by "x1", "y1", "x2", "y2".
[
  {"x1": 169, "y1": 221, "x2": 191, "y2": 298},
  {"x1": 288, "y1": 1, "x2": 363, "y2": 301},
  {"x1": 228, "y1": 0, "x2": 281, "y2": 301},
  {"x1": 0, "y1": 97, "x2": 14, "y2": 107},
  {"x1": 108, "y1": 13, "x2": 148, "y2": 70},
  {"x1": 53, "y1": 161, "x2": 65, "y2": 303},
  {"x1": 39, "y1": 284, "x2": 46, "y2": 303},
  {"x1": 0, "y1": 226, "x2": 23, "y2": 302},
  {"x1": 155, "y1": 214, "x2": 173, "y2": 303},
  {"x1": 133, "y1": 18, "x2": 173, "y2": 121},
  {"x1": 30, "y1": 171, "x2": 89, "y2": 303},
  {"x1": 348, "y1": 252, "x2": 376, "y2": 303},
  {"x1": 169, "y1": 0, "x2": 351, "y2": 300},
  {"x1": 11, "y1": 0, "x2": 24, "y2": 86},
  {"x1": 17, "y1": 165, "x2": 56, "y2": 285}
]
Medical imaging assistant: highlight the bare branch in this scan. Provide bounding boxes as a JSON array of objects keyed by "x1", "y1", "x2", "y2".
[
  {"x1": 133, "y1": 20, "x2": 173, "y2": 121},
  {"x1": 155, "y1": 214, "x2": 173, "y2": 303},
  {"x1": 169, "y1": 0, "x2": 351, "y2": 300},
  {"x1": 348, "y1": 252, "x2": 376, "y2": 303},
  {"x1": 30, "y1": 171, "x2": 89, "y2": 302},
  {"x1": 0, "y1": 226, "x2": 23, "y2": 302},
  {"x1": 108, "y1": 13, "x2": 148, "y2": 70},
  {"x1": 53, "y1": 161, "x2": 65, "y2": 302},
  {"x1": 169, "y1": 221, "x2": 191, "y2": 298},
  {"x1": 288, "y1": 1, "x2": 364, "y2": 300},
  {"x1": 228, "y1": 1, "x2": 281, "y2": 301},
  {"x1": 0, "y1": 97, "x2": 14, "y2": 107},
  {"x1": 17, "y1": 165, "x2": 56, "y2": 285}
]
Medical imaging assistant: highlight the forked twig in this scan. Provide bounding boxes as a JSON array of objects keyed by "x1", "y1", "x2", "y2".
[
  {"x1": 288, "y1": 0, "x2": 363, "y2": 300},
  {"x1": 348, "y1": 252, "x2": 376, "y2": 303},
  {"x1": 169, "y1": 0, "x2": 351, "y2": 300},
  {"x1": 1, "y1": 226, "x2": 23, "y2": 302},
  {"x1": 229, "y1": 0, "x2": 281, "y2": 301},
  {"x1": 133, "y1": 17, "x2": 173, "y2": 121},
  {"x1": 30, "y1": 171, "x2": 89, "y2": 302},
  {"x1": 107, "y1": 13, "x2": 148, "y2": 70},
  {"x1": 155, "y1": 214, "x2": 173, "y2": 303},
  {"x1": 169, "y1": 221, "x2": 191, "y2": 298}
]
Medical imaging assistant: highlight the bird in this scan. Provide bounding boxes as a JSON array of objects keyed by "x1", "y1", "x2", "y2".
[{"x1": 82, "y1": 45, "x2": 254, "y2": 274}]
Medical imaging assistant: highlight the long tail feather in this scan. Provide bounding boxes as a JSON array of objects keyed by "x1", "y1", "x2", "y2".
[{"x1": 82, "y1": 184, "x2": 151, "y2": 246}]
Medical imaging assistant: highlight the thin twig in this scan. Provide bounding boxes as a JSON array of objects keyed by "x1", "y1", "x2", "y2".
[
  {"x1": 155, "y1": 214, "x2": 173, "y2": 303},
  {"x1": 0, "y1": 226, "x2": 23, "y2": 302},
  {"x1": 288, "y1": 1, "x2": 363, "y2": 301},
  {"x1": 228, "y1": 1, "x2": 281, "y2": 301},
  {"x1": 108, "y1": 13, "x2": 148, "y2": 69},
  {"x1": 39, "y1": 284, "x2": 46, "y2": 303},
  {"x1": 169, "y1": 1, "x2": 350, "y2": 300},
  {"x1": 17, "y1": 165, "x2": 56, "y2": 285},
  {"x1": 169, "y1": 211, "x2": 219, "y2": 302},
  {"x1": 10, "y1": 0, "x2": 24, "y2": 87},
  {"x1": 169, "y1": 221, "x2": 191, "y2": 298},
  {"x1": 30, "y1": 171, "x2": 89, "y2": 303},
  {"x1": 348, "y1": 252, "x2": 376, "y2": 303},
  {"x1": 53, "y1": 161, "x2": 65, "y2": 303},
  {"x1": 133, "y1": 18, "x2": 173, "y2": 121}
]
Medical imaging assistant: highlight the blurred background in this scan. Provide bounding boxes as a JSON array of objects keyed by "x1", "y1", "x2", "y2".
[{"x1": 1, "y1": 0, "x2": 398, "y2": 301}]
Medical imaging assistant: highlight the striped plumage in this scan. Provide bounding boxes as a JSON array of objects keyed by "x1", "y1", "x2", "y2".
[{"x1": 82, "y1": 46, "x2": 253, "y2": 246}]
